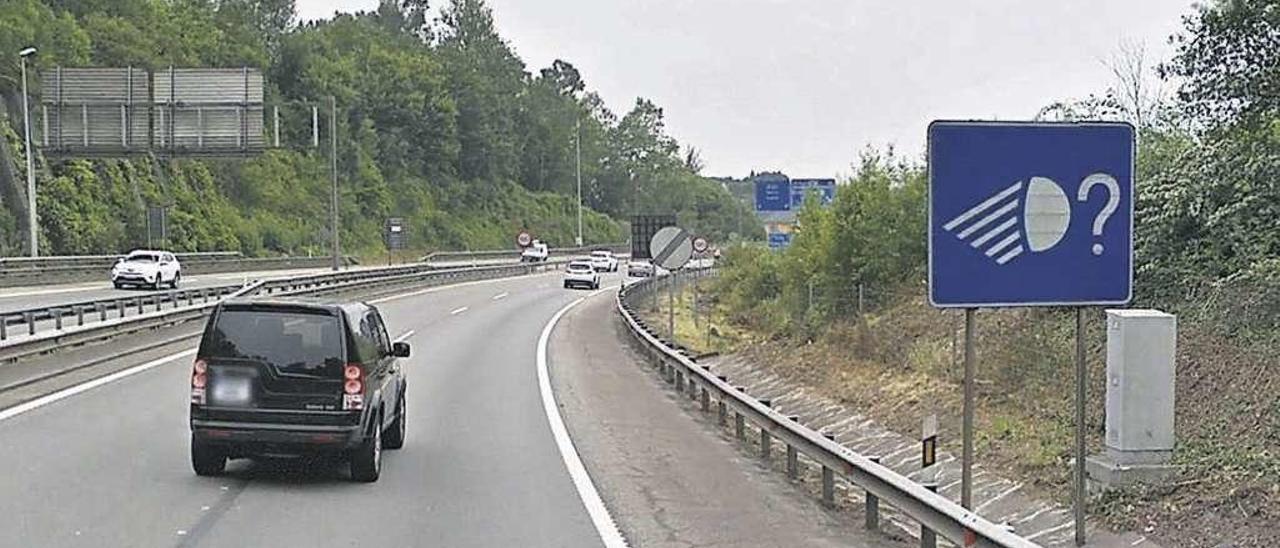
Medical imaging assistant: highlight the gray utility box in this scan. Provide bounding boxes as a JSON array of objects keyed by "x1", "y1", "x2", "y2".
[{"x1": 1087, "y1": 309, "x2": 1177, "y2": 487}]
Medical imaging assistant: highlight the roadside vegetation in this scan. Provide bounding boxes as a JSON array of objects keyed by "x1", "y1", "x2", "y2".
[
  {"x1": 0, "y1": 0, "x2": 760, "y2": 256},
  {"x1": 705, "y1": 2, "x2": 1280, "y2": 545}
]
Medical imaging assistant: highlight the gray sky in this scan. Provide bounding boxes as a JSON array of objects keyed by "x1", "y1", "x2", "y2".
[{"x1": 297, "y1": 0, "x2": 1193, "y2": 179}]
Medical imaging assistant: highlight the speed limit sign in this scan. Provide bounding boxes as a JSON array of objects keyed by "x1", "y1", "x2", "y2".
[
  {"x1": 516, "y1": 231, "x2": 533, "y2": 248},
  {"x1": 692, "y1": 236, "x2": 709, "y2": 253}
]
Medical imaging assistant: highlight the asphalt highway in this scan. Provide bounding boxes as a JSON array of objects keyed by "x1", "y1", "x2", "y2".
[{"x1": 0, "y1": 268, "x2": 884, "y2": 547}]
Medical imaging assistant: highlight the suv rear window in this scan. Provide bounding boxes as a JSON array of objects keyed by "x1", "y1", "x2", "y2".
[
  {"x1": 126, "y1": 254, "x2": 158, "y2": 262},
  {"x1": 568, "y1": 262, "x2": 593, "y2": 272},
  {"x1": 203, "y1": 308, "x2": 345, "y2": 378}
]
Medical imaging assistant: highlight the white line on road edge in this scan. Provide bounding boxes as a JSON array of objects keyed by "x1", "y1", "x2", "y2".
[
  {"x1": 393, "y1": 330, "x2": 415, "y2": 343},
  {"x1": 536, "y1": 289, "x2": 628, "y2": 548},
  {"x1": 449, "y1": 307, "x2": 468, "y2": 315},
  {"x1": 492, "y1": 292, "x2": 508, "y2": 300},
  {"x1": 0, "y1": 349, "x2": 196, "y2": 422}
]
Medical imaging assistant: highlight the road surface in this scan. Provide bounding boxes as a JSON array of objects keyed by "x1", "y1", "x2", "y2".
[{"x1": 0, "y1": 269, "x2": 883, "y2": 547}]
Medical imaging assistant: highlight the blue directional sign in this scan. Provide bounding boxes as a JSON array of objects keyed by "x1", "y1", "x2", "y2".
[
  {"x1": 755, "y1": 180, "x2": 791, "y2": 212},
  {"x1": 928, "y1": 121, "x2": 1134, "y2": 308},
  {"x1": 768, "y1": 232, "x2": 792, "y2": 249},
  {"x1": 790, "y1": 179, "x2": 836, "y2": 208}
]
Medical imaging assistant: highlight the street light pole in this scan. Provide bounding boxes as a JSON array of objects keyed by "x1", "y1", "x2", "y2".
[
  {"x1": 329, "y1": 95, "x2": 339, "y2": 271},
  {"x1": 19, "y1": 47, "x2": 37, "y2": 257},
  {"x1": 575, "y1": 117, "x2": 583, "y2": 246}
]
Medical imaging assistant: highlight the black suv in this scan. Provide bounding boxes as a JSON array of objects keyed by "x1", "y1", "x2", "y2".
[{"x1": 188, "y1": 298, "x2": 411, "y2": 482}]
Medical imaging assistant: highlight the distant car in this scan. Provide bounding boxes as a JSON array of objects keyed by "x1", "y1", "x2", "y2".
[
  {"x1": 589, "y1": 250, "x2": 618, "y2": 272},
  {"x1": 189, "y1": 298, "x2": 411, "y2": 483},
  {"x1": 112, "y1": 250, "x2": 181, "y2": 289},
  {"x1": 563, "y1": 260, "x2": 600, "y2": 289},
  {"x1": 520, "y1": 241, "x2": 549, "y2": 263},
  {"x1": 627, "y1": 260, "x2": 655, "y2": 277}
]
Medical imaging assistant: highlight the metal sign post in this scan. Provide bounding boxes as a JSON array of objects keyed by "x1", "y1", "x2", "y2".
[
  {"x1": 649, "y1": 226, "x2": 695, "y2": 345},
  {"x1": 928, "y1": 121, "x2": 1135, "y2": 543},
  {"x1": 1074, "y1": 308, "x2": 1087, "y2": 546}
]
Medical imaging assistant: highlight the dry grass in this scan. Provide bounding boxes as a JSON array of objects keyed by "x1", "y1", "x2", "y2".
[{"x1": 642, "y1": 281, "x2": 1280, "y2": 546}]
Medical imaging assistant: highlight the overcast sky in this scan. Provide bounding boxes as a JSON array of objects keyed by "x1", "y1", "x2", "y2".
[{"x1": 297, "y1": 0, "x2": 1193, "y2": 179}]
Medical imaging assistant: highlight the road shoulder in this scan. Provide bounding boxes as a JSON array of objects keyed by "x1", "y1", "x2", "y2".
[{"x1": 549, "y1": 291, "x2": 901, "y2": 547}]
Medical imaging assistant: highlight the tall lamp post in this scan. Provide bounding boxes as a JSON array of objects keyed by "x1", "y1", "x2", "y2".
[
  {"x1": 18, "y1": 46, "x2": 37, "y2": 257},
  {"x1": 574, "y1": 117, "x2": 583, "y2": 247}
]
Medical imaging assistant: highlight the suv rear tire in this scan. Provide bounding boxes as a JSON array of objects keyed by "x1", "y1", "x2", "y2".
[
  {"x1": 191, "y1": 439, "x2": 227, "y2": 476},
  {"x1": 350, "y1": 416, "x2": 382, "y2": 482},
  {"x1": 384, "y1": 396, "x2": 406, "y2": 450}
]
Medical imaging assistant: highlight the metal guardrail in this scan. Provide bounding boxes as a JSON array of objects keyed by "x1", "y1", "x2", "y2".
[
  {"x1": 615, "y1": 272, "x2": 1039, "y2": 548},
  {"x1": 421, "y1": 243, "x2": 630, "y2": 263},
  {"x1": 0, "y1": 251, "x2": 241, "y2": 270},
  {"x1": 0, "y1": 259, "x2": 566, "y2": 364}
]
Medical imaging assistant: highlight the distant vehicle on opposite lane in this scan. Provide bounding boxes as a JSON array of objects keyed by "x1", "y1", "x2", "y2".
[
  {"x1": 111, "y1": 250, "x2": 181, "y2": 289},
  {"x1": 520, "y1": 241, "x2": 549, "y2": 263},
  {"x1": 563, "y1": 260, "x2": 600, "y2": 289},
  {"x1": 189, "y1": 298, "x2": 412, "y2": 482},
  {"x1": 590, "y1": 250, "x2": 618, "y2": 272},
  {"x1": 628, "y1": 260, "x2": 654, "y2": 277}
]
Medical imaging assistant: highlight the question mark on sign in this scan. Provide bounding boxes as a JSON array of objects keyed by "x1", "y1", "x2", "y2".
[{"x1": 1076, "y1": 173, "x2": 1120, "y2": 256}]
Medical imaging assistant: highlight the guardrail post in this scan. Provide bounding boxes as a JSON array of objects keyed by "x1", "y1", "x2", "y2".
[
  {"x1": 97, "y1": 303, "x2": 106, "y2": 322},
  {"x1": 53, "y1": 310, "x2": 63, "y2": 330},
  {"x1": 734, "y1": 390, "x2": 746, "y2": 441},
  {"x1": 25, "y1": 312, "x2": 35, "y2": 335},
  {"x1": 787, "y1": 415, "x2": 801, "y2": 479},
  {"x1": 921, "y1": 482, "x2": 939, "y2": 548},
  {"x1": 700, "y1": 386, "x2": 710, "y2": 411},
  {"x1": 759, "y1": 399, "x2": 773, "y2": 460},
  {"x1": 154, "y1": 296, "x2": 162, "y2": 312},
  {"x1": 822, "y1": 431, "x2": 837, "y2": 507},
  {"x1": 135, "y1": 298, "x2": 143, "y2": 315},
  {"x1": 866, "y1": 456, "x2": 881, "y2": 530},
  {"x1": 75, "y1": 306, "x2": 85, "y2": 326},
  {"x1": 0, "y1": 318, "x2": 6, "y2": 340}
]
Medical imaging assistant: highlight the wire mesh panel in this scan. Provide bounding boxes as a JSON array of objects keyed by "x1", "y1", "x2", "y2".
[
  {"x1": 38, "y1": 67, "x2": 266, "y2": 157},
  {"x1": 40, "y1": 67, "x2": 150, "y2": 154},
  {"x1": 153, "y1": 68, "x2": 265, "y2": 155}
]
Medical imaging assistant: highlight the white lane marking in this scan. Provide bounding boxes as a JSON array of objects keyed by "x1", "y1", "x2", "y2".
[
  {"x1": 449, "y1": 307, "x2": 468, "y2": 316},
  {"x1": 367, "y1": 271, "x2": 556, "y2": 304},
  {"x1": 492, "y1": 292, "x2": 509, "y2": 301},
  {"x1": 393, "y1": 330, "x2": 415, "y2": 343},
  {"x1": 0, "y1": 272, "x2": 542, "y2": 421},
  {"x1": 536, "y1": 288, "x2": 627, "y2": 548},
  {"x1": 0, "y1": 349, "x2": 196, "y2": 422},
  {"x1": 1131, "y1": 536, "x2": 1148, "y2": 546}
]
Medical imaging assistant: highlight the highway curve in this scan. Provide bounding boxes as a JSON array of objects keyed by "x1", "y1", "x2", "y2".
[{"x1": 0, "y1": 269, "x2": 886, "y2": 547}]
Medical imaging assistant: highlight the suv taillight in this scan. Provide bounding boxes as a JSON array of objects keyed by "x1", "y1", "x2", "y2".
[
  {"x1": 190, "y1": 359, "x2": 207, "y2": 405},
  {"x1": 343, "y1": 363, "x2": 364, "y2": 410}
]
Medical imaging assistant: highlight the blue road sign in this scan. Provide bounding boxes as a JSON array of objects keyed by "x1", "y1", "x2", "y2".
[
  {"x1": 791, "y1": 179, "x2": 836, "y2": 208},
  {"x1": 928, "y1": 121, "x2": 1134, "y2": 308},
  {"x1": 755, "y1": 180, "x2": 792, "y2": 212},
  {"x1": 768, "y1": 232, "x2": 792, "y2": 249}
]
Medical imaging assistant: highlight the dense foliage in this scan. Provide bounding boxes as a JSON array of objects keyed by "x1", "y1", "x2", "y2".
[
  {"x1": 719, "y1": 0, "x2": 1280, "y2": 335},
  {"x1": 0, "y1": 0, "x2": 759, "y2": 255}
]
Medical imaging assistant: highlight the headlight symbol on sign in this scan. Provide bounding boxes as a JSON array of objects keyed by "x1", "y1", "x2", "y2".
[{"x1": 942, "y1": 173, "x2": 1120, "y2": 266}]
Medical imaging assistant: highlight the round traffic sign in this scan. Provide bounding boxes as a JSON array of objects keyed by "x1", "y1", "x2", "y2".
[
  {"x1": 692, "y1": 236, "x2": 709, "y2": 253},
  {"x1": 516, "y1": 231, "x2": 532, "y2": 248},
  {"x1": 649, "y1": 226, "x2": 693, "y2": 270}
]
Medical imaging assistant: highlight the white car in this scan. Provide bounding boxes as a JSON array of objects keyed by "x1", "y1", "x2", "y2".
[
  {"x1": 112, "y1": 250, "x2": 181, "y2": 289},
  {"x1": 627, "y1": 260, "x2": 654, "y2": 277},
  {"x1": 589, "y1": 250, "x2": 618, "y2": 272},
  {"x1": 521, "y1": 241, "x2": 549, "y2": 263},
  {"x1": 563, "y1": 260, "x2": 600, "y2": 290}
]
